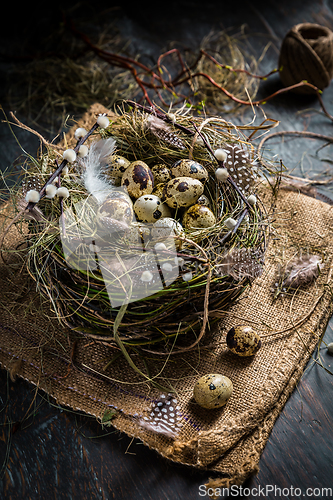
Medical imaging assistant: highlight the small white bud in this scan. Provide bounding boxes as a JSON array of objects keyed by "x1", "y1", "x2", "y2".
[
  {"x1": 89, "y1": 243, "x2": 101, "y2": 253},
  {"x1": 63, "y1": 149, "x2": 77, "y2": 163},
  {"x1": 62, "y1": 165, "x2": 69, "y2": 176},
  {"x1": 247, "y1": 194, "x2": 257, "y2": 206},
  {"x1": 45, "y1": 184, "x2": 57, "y2": 199},
  {"x1": 166, "y1": 112, "x2": 176, "y2": 123},
  {"x1": 25, "y1": 189, "x2": 40, "y2": 203},
  {"x1": 74, "y1": 127, "x2": 87, "y2": 140},
  {"x1": 57, "y1": 187, "x2": 70, "y2": 199},
  {"x1": 78, "y1": 145, "x2": 89, "y2": 158},
  {"x1": 215, "y1": 168, "x2": 229, "y2": 182},
  {"x1": 214, "y1": 149, "x2": 228, "y2": 162},
  {"x1": 154, "y1": 242, "x2": 167, "y2": 251},
  {"x1": 162, "y1": 262, "x2": 173, "y2": 272},
  {"x1": 52, "y1": 176, "x2": 59, "y2": 185},
  {"x1": 174, "y1": 257, "x2": 184, "y2": 267},
  {"x1": 97, "y1": 115, "x2": 110, "y2": 129},
  {"x1": 195, "y1": 137, "x2": 205, "y2": 146},
  {"x1": 182, "y1": 272, "x2": 193, "y2": 282},
  {"x1": 224, "y1": 217, "x2": 237, "y2": 229},
  {"x1": 327, "y1": 342, "x2": 333, "y2": 354},
  {"x1": 141, "y1": 270, "x2": 153, "y2": 282}
]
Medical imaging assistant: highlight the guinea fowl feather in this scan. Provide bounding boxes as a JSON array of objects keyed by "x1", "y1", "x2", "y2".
[{"x1": 137, "y1": 393, "x2": 182, "y2": 439}]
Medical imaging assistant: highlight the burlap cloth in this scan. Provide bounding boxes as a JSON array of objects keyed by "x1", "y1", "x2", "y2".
[{"x1": 1, "y1": 104, "x2": 333, "y2": 493}]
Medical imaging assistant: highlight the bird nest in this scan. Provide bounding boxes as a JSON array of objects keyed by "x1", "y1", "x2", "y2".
[{"x1": 8, "y1": 102, "x2": 277, "y2": 353}]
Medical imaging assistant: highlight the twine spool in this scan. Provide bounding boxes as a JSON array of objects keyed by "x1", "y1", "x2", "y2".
[{"x1": 279, "y1": 23, "x2": 333, "y2": 94}]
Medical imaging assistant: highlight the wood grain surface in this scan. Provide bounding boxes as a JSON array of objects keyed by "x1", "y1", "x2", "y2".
[{"x1": 1, "y1": 0, "x2": 333, "y2": 498}]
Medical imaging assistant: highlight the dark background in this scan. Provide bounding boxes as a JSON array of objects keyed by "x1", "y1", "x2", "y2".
[{"x1": 1, "y1": 1, "x2": 333, "y2": 499}]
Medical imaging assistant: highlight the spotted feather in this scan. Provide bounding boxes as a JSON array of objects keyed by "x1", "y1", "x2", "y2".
[
  {"x1": 146, "y1": 115, "x2": 185, "y2": 150},
  {"x1": 137, "y1": 393, "x2": 182, "y2": 439},
  {"x1": 217, "y1": 247, "x2": 264, "y2": 281},
  {"x1": 21, "y1": 175, "x2": 42, "y2": 197},
  {"x1": 222, "y1": 144, "x2": 256, "y2": 195}
]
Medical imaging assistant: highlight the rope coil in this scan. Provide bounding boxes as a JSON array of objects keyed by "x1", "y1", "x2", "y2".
[{"x1": 279, "y1": 23, "x2": 333, "y2": 93}]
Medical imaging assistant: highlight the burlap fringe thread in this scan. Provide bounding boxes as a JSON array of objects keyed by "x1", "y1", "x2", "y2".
[{"x1": 1, "y1": 105, "x2": 333, "y2": 497}]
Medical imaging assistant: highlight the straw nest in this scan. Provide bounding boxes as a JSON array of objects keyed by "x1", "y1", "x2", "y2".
[{"x1": 8, "y1": 103, "x2": 276, "y2": 353}]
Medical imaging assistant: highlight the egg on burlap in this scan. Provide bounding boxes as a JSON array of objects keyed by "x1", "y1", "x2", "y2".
[
  {"x1": 226, "y1": 326, "x2": 261, "y2": 356},
  {"x1": 164, "y1": 177, "x2": 204, "y2": 209},
  {"x1": 182, "y1": 204, "x2": 216, "y2": 229},
  {"x1": 121, "y1": 160, "x2": 154, "y2": 198},
  {"x1": 193, "y1": 374, "x2": 233, "y2": 409}
]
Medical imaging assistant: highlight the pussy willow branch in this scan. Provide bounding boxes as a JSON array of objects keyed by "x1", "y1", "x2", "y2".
[{"x1": 26, "y1": 120, "x2": 100, "y2": 211}]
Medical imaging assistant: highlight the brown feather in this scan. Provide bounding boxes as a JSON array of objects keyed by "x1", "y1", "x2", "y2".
[
  {"x1": 282, "y1": 254, "x2": 324, "y2": 289},
  {"x1": 146, "y1": 115, "x2": 185, "y2": 150}
]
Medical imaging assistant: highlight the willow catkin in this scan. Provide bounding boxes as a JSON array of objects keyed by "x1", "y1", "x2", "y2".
[{"x1": 279, "y1": 23, "x2": 333, "y2": 94}]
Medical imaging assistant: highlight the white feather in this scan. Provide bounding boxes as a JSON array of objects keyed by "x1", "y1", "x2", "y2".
[{"x1": 82, "y1": 138, "x2": 116, "y2": 204}]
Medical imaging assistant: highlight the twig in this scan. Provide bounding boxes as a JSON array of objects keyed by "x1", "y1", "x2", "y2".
[
  {"x1": 26, "y1": 120, "x2": 100, "y2": 211},
  {"x1": 257, "y1": 129, "x2": 333, "y2": 168}
]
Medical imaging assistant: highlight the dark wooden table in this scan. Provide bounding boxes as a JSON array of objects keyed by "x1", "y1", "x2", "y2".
[{"x1": 1, "y1": 1, "x2": 333, "y2": 498}]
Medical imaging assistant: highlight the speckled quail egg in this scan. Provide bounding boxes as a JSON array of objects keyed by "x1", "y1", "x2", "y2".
[
  {"x1": 197, "y1": 194, "x2": 211, "y2": 207},
  {"x1": 151, "y1": 164, "x2": 172, "y2": 184},
  {"x1": 134, "y1": 194, "x2": 171, "y2": 223},
  {"x1": 152, "y1": 183, "x2": 166, "y2": 199},
  {"x1": 182, "y1": 204, "x2": 216, "y2": 229},
  {"x1": 170, "y1": 159, "x2": 209, "y2": 184},
  {"x1": 97, "y1": 194, "x2": 134, "y2": 234},
  {"x1": 151, "y1": 217, "x2": 184, "y2": 248},
  {"x1": 122, "y1": 222, "x2": 151, "y2": 245},
  {"x1": 103, "y1": 155, "x2": 131, "y2": 185},
  {"x1": 102, "y1": 189, "x2": 132, "y2": 204},
  {"x1": 121, "y1": 160, "x2": 154, "y2": 199},
  {"x1": 226, "y1": 326, "x2": 262, "y2": 357},
  {"x1": 164, "y1": 177, "x2": 204, "y2": 209},
  {"x1": 193, "y1": 374, "x2": 233, "y2": 409}
]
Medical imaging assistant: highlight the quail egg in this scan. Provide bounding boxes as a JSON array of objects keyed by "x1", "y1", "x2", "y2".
[
  {"x1": 134, "y1": 194, "x2": 171, "y2": 223},
  {"x1": 122, "y1": 222, "x2": 151, "y2": 245},
  {"x1": 121, "y1": 160, "x2": 154, "y2": 199},
  {"x1": 182, "y1": 204, "x2": 216, "y2": 229},
  {"x1": 152, "y1": 183, "x2": 166, "y2": 199},
  {"x1": 164, "y1": 177, "x2": 204, "y2": 209},
  {"x1": 170, "y1": 159, "x2": 208, "y2": 184},
  {"x1": 103, "y1": 155, "x2": 131, "y2": 185},
  {"x1": 151, "y1": 164, "x2": 172, "y2": 184},
  {"x1": 197, "y1": 194, "x2": 211, "y2": 207},
  {"x1": 151, "y1": 217, "x2": 184, "y2": 248},
  {"x1": 193, "y1": 374, "x2": 233, "y2": 409},
  {"x1": 97, "y1": 195, "x2": 133, "y2": 234},
  {"x1": 226, "y1": 326, "x2": 261, "y2": 357}
]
